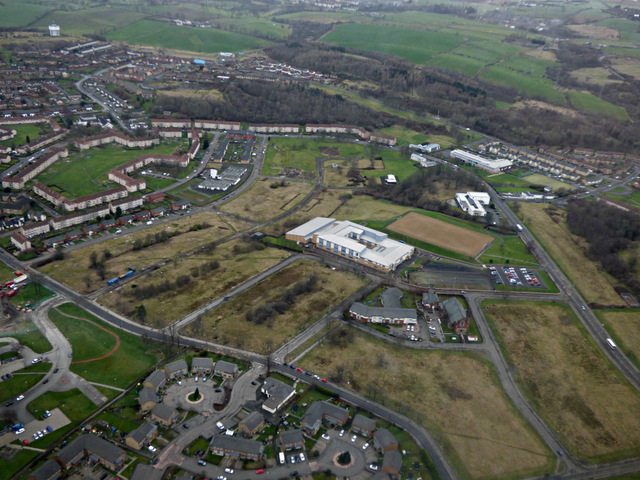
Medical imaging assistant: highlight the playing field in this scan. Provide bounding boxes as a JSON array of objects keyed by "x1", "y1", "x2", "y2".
[{"x1": 388, "y1": 212, "x2": 493, "y2": 257}]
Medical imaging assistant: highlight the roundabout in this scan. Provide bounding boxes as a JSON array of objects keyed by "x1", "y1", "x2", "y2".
[{"x1": 163, "y1": 378, "x2": 226, "y2": 413}]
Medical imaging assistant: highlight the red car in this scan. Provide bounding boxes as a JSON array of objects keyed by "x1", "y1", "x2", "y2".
[
  {"x1": 296, "y1": 367, "x2": 303, "y2": 372},
  {"x1": 322, "y1": 378, "x2": 327, "y2": 383},
  {"x1": 22, "y1": 439, "x2": 28, "y2": 445},
  {"x1": 255, "y1": 469, "x2": 264, "y2": 474}
]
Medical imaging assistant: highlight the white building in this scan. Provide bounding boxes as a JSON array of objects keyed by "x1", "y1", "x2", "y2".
[
  {"x1": 450, "y1": 149, "x2": 513, "y2": 173},
  {"x1": 385, "y1": 174, "x2": 397, "y2": 184},
  {"x1": 456, "y1": 191, "x2": 491, "y2": 217},
  {"x1": 286, "y1": 218, "x2": 414, "y2": 272},
  {"x1": 49, "y1": 24, "x2": 60, "y2": 37},
  {"x1": 409, "y1": 143, "x2": 440, "y2": 153},
  {"x1": 410, "y1": 153, "x2": 437, "y2": 168}
]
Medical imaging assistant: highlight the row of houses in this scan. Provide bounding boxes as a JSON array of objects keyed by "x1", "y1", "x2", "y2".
[
  {"x1": 75, "y1": 131, "x2": 159, "y2": 151},
  {"x1": 3, "y1": 147, "x2": 68, "y2": 189},
  {"x1": 151, "y1": 118, "x2": 397, "y2": 145}
]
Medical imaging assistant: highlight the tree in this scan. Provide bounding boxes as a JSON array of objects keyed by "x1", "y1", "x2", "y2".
[
  {"x1": 202, "y1": 137, "x2": 210, "y2": 149},
  {"x1": 134, "y1": 304, "x2": 147, "y2": 324},
  {"x1": 115, "y1": 206, "x2": 122, "y2": 218},
  {"x1": 25, "y1": 135, "x2": 30, "y2": 144},
  {"x1": 337, "y1": 451, "x2": 351, "y2": 465}
]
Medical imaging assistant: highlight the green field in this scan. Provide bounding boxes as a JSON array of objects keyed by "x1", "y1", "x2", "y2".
[
  {"x1": 10, "y1": 283, "x2": 55, "y2": 308},
  {"x1": 0, "y1": 124, "x2": 43, "y2": 148},
  {"x1": 0, "y1": 372, "x2": 45, "y2": 403},
  {"x1": 479, "y1": 66, "x2": 566, "y2": 105},
  {"x1": 50, "y1": 303, "x2": 161, "y2": 389},
  {"x1": 36, "y1": 141, "x2": 179, "y2": 198},
  {"x1": 321, "y1": 23, "x2": 465, "y2": 64},
  {"x1": 429, "y1": 53, "x2": 487, "y2": 77},
  {"x1": 107, "y1": 19, "x2": 271, "y2": 53},
  {"x1": 362, "y1": 147, "x2": 420, "y2": 181},
  {"x1": 13, "y1": 326, "x2": 52, "y2": 354},
  {"x1": 478, "y1": 236, "x2": 539, "y2": 265},
  {"x1": 567, "y1": 91, "x2": 630, "y2": 121},
  {"x1": 0, "y1": 3, "x2": 52, "y2": 28},
  {"x1": 605, "y1": 190, "x2": 640, "y2": 210},
  {"x1": 30, "y1": 6, "x2": 147, "y2": 36}
]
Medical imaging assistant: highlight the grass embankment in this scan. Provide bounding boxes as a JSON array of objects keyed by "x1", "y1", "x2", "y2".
[
  {"x1": 299, "y1": 329, "x2": 552, "y2": 479},
  {"x1": 483, "y1": 300, "x2": 640, "y2": 462},
  {"x1": 518, "y1": 203, "x2": 621, "y2": 305},
  {"x1": 184, "y1": 261, "x2": 367, "y2": 354},
  {"x1": 597, "y1": 309, "x2": 640, "y2": 370}
]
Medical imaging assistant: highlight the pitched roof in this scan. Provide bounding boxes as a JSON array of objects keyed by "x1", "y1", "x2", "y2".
[
  {"x1": 151, "y1": 403, "x2": 177, "y2": 421},
  {"x1": 422, "y1": 288, "x2": 439, "y2": 304},
  {"x1": 138, "y1": 388, "x2": 158, "y2": 405},
  {"x1": 165, "y1": 359, "x2": 188, "y2": 374},
  {"x1": 383, "y1": 449, "x2": 402, "y2": 471},
  {"x1": 240, "y1": 411, "x2": 264, "y2": 432},
  {"x1": 374, "y1": 428, "x2": 397, "y2": 449},
  {"x1": 302, "y1": 401, "x2": 349, "y2": 431},
  {"x1": 215, "y1": 360, "x2": 238, "y2": 375},
  {"x1": 210, "y1": 435, "x2": 264, "y2": 456},
  {"x1": 352, "y1": 413, "x2": 376, "y2": 432},
  {"x1": 380, "y1": 288, "x2": 403, "y2": 309},
  {"x1": 57, "y1": 434, "x2": 125, "y2": 466},
  {"x1": 349, "y1": 303, "x2": 417, "y2": 322},
  {"x1": 279, "y1": 428, "x2": 304, "y2": 446},
  {"x1": 144, "y1": 370, "x2": 166, "y2": 388},
  {"x1": 442, "y1": 297, "x2": 466, "y2": 324},
  {"x1": 30, "y1": 459, "x2": 61, "y2": 480},
  {"x1": 192, "y1": 357, "x2": 213, "y2": 369},
  {"x1": 128, "y1": 422, "x2": 157, "y2": 444}
]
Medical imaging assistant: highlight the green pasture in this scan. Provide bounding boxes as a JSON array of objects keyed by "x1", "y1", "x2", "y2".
[
  {"x1": 523, "y1": 173, "x2": 572, "y2": 190},
  {"x1": 0, "y1": 125, "x2": 43, "y2": 148},
  {"x1": 429, "y1": 53, "x2": 486, "y2": 77},
  {"x1": 479, "y1": 66, "x2": 566, "y2": 104},
  {"x1": 36, "y1": 141, "x2": 179, "y2": 198},
  {"x1": 31, "y1": 6, "x2": 146, "y2": 36},
  {"x1": 377, "y1": 126, "x2": 429, "y2": 145},
  {"x1": 479, "y1": 236, "x2": 538, "y2": 265},
  {"x1": 0, "y1": 3, "x2": 52, "y2": 28},
  {"x1": 605, "y1": 46, "x2": 640, "y2": 59},
  {"x1": 51, "y1": 303, "x2": 161, "y2": 389},
  {"x1": 501, "y1": 54, "x2": 556, "y2": 77},
  {"x1": 214, "y1": 17, "x2": 291, "y2": 40},
  {"x1": 263, "y1": 137, "x2": 367, "y2": 175},
  {"x1": 363, "y1": 148, "x2": 419, "y2": 181},
  {"x1": 321, "y1": 23, "x2": 466, "y2": 64},
  {"x1": 107, "y1": 19, "x2": 271, "y2": 53},
  {"x1": 567, "y1": 91, "x2": 629, "y2": 121}
]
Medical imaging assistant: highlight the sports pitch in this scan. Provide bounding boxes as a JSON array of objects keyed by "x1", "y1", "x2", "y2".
[{"x1": 388, "y1": 212, "x2": 493, "y2": 257}]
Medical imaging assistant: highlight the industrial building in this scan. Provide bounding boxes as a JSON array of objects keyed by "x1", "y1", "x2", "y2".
[
  {"x1": 286, "y1": 218, "x2": 414, "y2": 272},
  {"x1": 450, "y1": 149, "x2": 513, "y2": 173},
  {"x1": 455, "y1": 191, "x2": 491, "y2": 217}
]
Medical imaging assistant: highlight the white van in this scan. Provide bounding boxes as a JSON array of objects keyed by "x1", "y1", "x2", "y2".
[{"x1": 606, "y1": 338, "x2": 617, "y2": 350}]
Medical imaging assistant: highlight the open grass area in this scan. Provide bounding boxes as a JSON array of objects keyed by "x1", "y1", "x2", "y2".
[
  {"x1": 263, "y1": 137, "x2": 367, "y2": 175},
  {"x1": 362, "y1": 147, "x2": 419, "y2": 181},
  {"x1": 50, "y1": 303, "x2": 162, "y2": 389},
  {"x1": 13, "y1": 326, "x2": 52, "y2": 354},
  {"x1": 28, "y1": 389, "x2": 96, "y2": 430},
  {"x1": 184, "y1": 260, "x2": 367, "y2": 354},
  {"x1": 31, "y1": 6, "x2": 146, "y2": 35},
  {"x1": 0, "y1": 450, "x2": 39, "y2": 480},
  {"x1": 0, "y1": 261, "x2": 17, "y2": 284},
  {"x1": 107, "y1": 19, "x2": 271, "y2": 53},
  {"x1": 480, "y1": 66, "x2": 566, "y2": 105},
  {"x1": 521, "y1": 173, "x2": 572, "y2": 191},
  {"x1": 36, "y1": 141, "x2": 180, "y2": 198},
  {"x1": 0, "y1": 372, "x2": 45, "y2": 403},
  {"x1": 40, "y1": 211, "x2": 250, "y2": 293},
  {"x1": 220, "y1": 178, "x2": 314, "y2": 222},
  {"x1": 598, "y1": 310, "x2": 640, "y2": 369},
  {"x1": 299, "y1": 328, "x2": 552, "y2": 479},
  {"x1": 99, "y1": 240, "x2": 290, "y2": 327},
  {"x1": 478, "y1": 236, "x2": 538, "y2": 265},
  {"x1": 483, "y1": 300, "x2": 640, "y2": 462},
  {"x1": 0, "y1": 3, "x2": 52, "y2": 28},
  {"x1": 0, "y1": 124, "x2": 42, "y2": 148},
  {"x1": 333, "y1": 195, "x2": 415, "y2": 221},
  {"x1": 605, "y1": 189, "x2": 640, "y2": 210},
  {"x1": 518, "y1": 203, "x2": 622, "y2": 305},
  {"x1": 10, "y1": 283, "x2": 55, "y2": 308},
  {"x1": 567, "y1": 91, "x2": 629, "y2": 120}
]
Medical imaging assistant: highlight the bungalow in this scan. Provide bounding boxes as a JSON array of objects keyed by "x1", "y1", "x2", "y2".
[
  {"x1": 171, "y1": 199, "x2": 191, "y2": 211},
  {"x1": 238, "y1": 411, "x2": 265, "y2": 438},
  {"x1": 11, "y1": 232, "x2": 31, "y2": 251},
  {"x1": 125, "y1": 422, "x2": 158, "y2": 450},
  {"x1": 64, "y1": 229, "x2": 84, "y2": 242},
  {"x1": 383, "y1": 450, "x2": 402, "y2": 478},
  {"x1": 133, "y1": 210, "x2": 150, "y2": 221},
  {"x1": 261, "y1": 377, "x2": 296, "y2": 414},
  {"x1": 45, "y1": 235, "x2": 66, "y2": 248},
  {"x1": 138, "y1": 387, "x2": 159, "y2": 414},
  {"x1": 442, "y1": 297, "x2": 469, "y2": 334},
  {"x1": 164, "y1": 359, "x2": 188, "y2": 379},
  {"x1": 351, "y1": 414, "x2": 376, "y2": 437},
  {"x1": 145, "y1": 192, "x2": 166, "y2": 204},
  {"x1": 150, "y1": 206, "x2": 165, "y2": 218},
  {"x1": 301, "y1": 401, "x2": 349, "y2": 436},
  {"x1": 279, "y1": 429, "x2": 304, "y2": 451},
  {"x1": 143, "y1": 370, "x2": 167, "y2": 391},
  {"x1": 214, "y1": 360, "x2": 239, "y2": 379},
  {"x1": 373, "y1": 428, "x2": 398, "y2": 452},
  {"x1": 210, "y1": 435, "x2": 264, "y2": 461},
  {"x1": 151, "y1": 403, "x2": 179, "y2": 427},
  {"x1": 422, "y1": 288, "x2": 440, "y2": 311},
  {"x1": 118, "y1": 214, "x2": 135, "y2": 225},
  {"x1": 191, "y1": 357, "x2": 213, "y2": 375}
]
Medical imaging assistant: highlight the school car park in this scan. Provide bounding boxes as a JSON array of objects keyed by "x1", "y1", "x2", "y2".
[{"x1": 489, "y1": 265, "x2": 547, "y2": 289}]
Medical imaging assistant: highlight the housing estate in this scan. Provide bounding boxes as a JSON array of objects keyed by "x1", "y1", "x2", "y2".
[
  {"x1": 125, "y1": 422, "x2": 158, "y2": 450},
  {"x1": 151, "y1": 403, "x2": 179, "y2": 426},
  {"x1": 286, "y1": 218, "x2": 414, "y2": 272},
  {"x1": 238, "y1": 411, "x2": 265, "y2": 438},
  {"x1": 214, "y1": 360, "x2": 239, "y2": 379},
  {"x1": 164, "y1": 359, "x2": 188, "y2": 379},
  {"x1": 301, "y1": 400, "x2": 349, "y2": 435},
  {"x1": 261, "y1": 377, "x2": 297, "y2": 414}
]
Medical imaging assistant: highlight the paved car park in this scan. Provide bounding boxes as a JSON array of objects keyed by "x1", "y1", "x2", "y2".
[{"x1": 489, "y1": 265, "x2": 547, "y2": 289}]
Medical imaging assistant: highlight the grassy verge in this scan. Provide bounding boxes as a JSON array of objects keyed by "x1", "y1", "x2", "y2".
[{"x1": 12, "y1": 327, "x2": 52, "y2": 354}]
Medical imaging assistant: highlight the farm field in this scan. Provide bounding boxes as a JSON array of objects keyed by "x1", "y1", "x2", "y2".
[
  {"x1": 0, "y1": 3, "x2": 53, "y2": 28},
  {"x1": 262, "y1": 137, "x2": 367, "y2": 175},
  {"x1": 483, "y1": 300, "x2": 640, "y2": 461},
  {"x1": 598, "y1": 310, "x2": 640, "y2": 369},
  {"x1": 220, "y1": 178, "x2": 314, "y2": 222},
  {"x1": 98, "y1": 240, "x2": 290, "y2": 327},
  {"x1": 480, "y1": 66, "x2": 566, "y2": 105},
  {"x1": 388, "y1": 212, "x2": 493, "y2": 257},
  {"x1": 518, "y1": 203, "x2": 621, "y2": 305},
  {"x1": 567, "y1": 91, "x2": 629, "y2": 121},
  {"x1": 36, "y1": 141, "x2": 181, "y2": 198},
  {"x1": 478, "y1": 236, "x2": 538, "y2": 265},
  {"x1": 299, "y1": 329, "x2": 552, "y2": 479},
  {"x1": 39, "y1": 211, "x2": 250, "y2": 293},
  {"x1": 183, "y1": 261, "x2": 367, "y2": 354},
  {"x1": 31, "y1": 6, "x2": 146, "y2": 36},
  {"x1": 50, "y1": 303, "x2": 161, "y2": 388},
  {"x1": 107, "y1": 20, "x2": 271, "y2": 53}
]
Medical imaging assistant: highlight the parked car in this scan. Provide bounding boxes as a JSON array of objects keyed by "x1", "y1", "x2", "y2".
[
  {"x1": 321, "y1": 433, "x2": 330, "y2": 440},
  {"x1": 197, "y1": 460, "x2": 207, "y2": 466},
  {"x1": 351, "y1": 435, "x2": 357, "y2": 442},
  {"x1": 255, "y1": 469, "x2": 264, "y2": 474}
]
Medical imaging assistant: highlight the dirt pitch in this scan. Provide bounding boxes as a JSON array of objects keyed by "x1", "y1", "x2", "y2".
[{"x1": 388, "y1": 212, "x2": 493, "y2": 257}]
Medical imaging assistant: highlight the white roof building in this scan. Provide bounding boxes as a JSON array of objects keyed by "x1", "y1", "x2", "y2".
[
  {"x1": 455, "y1": 192, "x2": 489, "y2": 217},
  {"x1": 286, "y1": 218, "x2": 414, "y2": 272},
  {"x1": 450, "y1": 149, "x2": 513, "y2": 173}
]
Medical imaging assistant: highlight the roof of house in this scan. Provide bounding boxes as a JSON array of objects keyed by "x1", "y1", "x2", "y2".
[
  {"x1": 144, "y1": 370, "x2": 166, "y2": 388},
  {"x1": 165, "y1": 359, "x2": 188, "y2": 374},
  {"x1": 192, "y1": 357, "x2": 213, "y2": 369},
  {"x1": 127, "y1": 422, "x2": 157, "y2": 444},
  {"x1": 210, "y1": 435, "x2": 265, "y2": 456},
  {"x1": 422, "y1": 288, "x2": 439, "y2": 304},
  {"x1": 352, "y1": 413, "x2": 376, "y2": 432},
  {"x1": 442, "y1": 297, "x2": 466, "y2": 324},
  {"x1": 349, "y1": 303, "x2": 417, "y2": 322},
  {"x1": 262, "y1": 377, "x2": 294, "y2": 399},
  {"x1": 383, "y1": 449, "x2": 402, "y2": 471},
  {"x1": 374, "y1": 428, "x2": 397, "y2": 449},
  {"x1": 151, "y1": 403, "x2": 177, "y2": 422},
  {"x1": 30, "y1": 459, "x2": 60, "y2": 480},
  {"x1": 240, "y1": 411, "x2": 264, "y2": 432},
  {"x1": 215, "y1": 360, "x2": 238, "y2": 375},
  {"x1": 279, "y1": 428, "x2": 304, "y2": 445},
  {"x1": 380, "y1": 287, "x2": 403, "y2": 309},
  {"x1": 138, "y1": 387, "x2": 159, "y2": 405},
  {"x1": 57, "y1": 434, "x2": 125, "y2": 466},
  {"x1": 302, "y1": 401, "x2": 349, "y2": 431}
]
